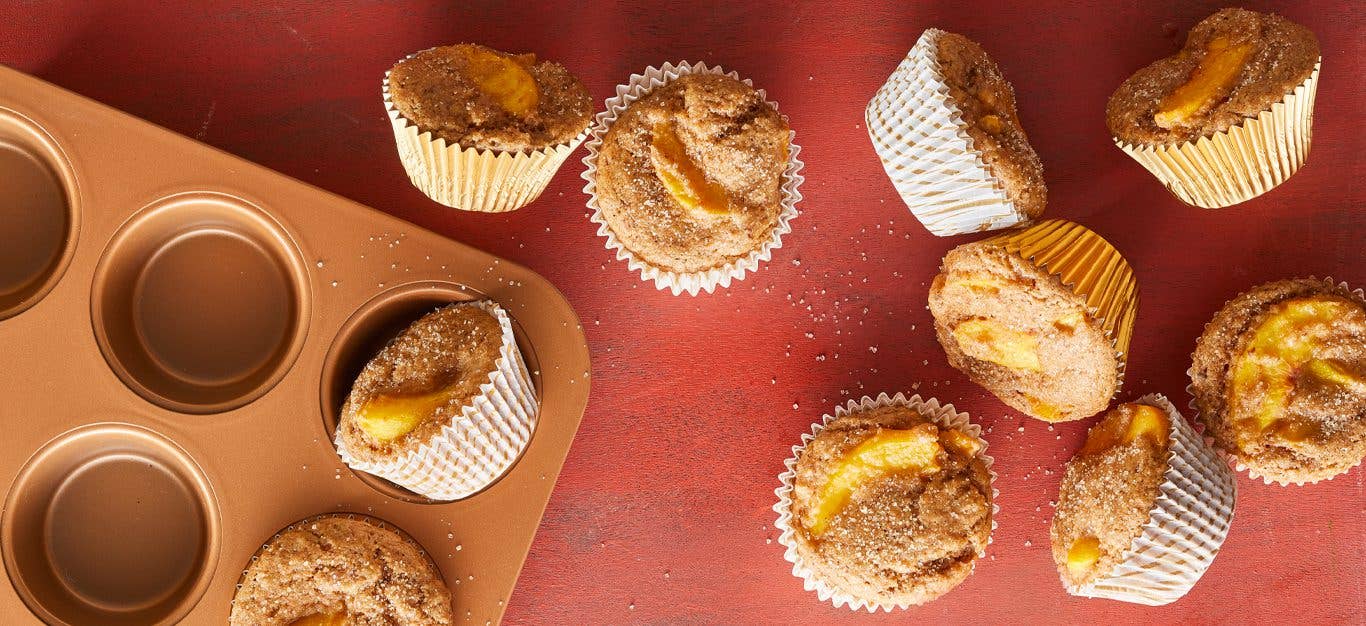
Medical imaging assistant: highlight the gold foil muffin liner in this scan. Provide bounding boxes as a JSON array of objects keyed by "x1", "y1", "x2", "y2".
[
  {"x1": 865, "y1": 28, "x2": 1033, "y2": 236},
  {"x1": 1116, "y1": 62, "x2": 1320, "y2": 209},
  {"x1": 383, "y1": 52, "x2": 589, "y2": 213},
  {"x1": 772, "y1": 392, "x2": 997, "y2": 611},
  {"x1": 1185, "y1": 276, "x2": 1366, "y2": 486},
  {"x1": 232, "y1": 513, "x2": 446, "y2": 620},
  {"x1": 581, "y1": 61, "x2": 805, "y2": 296},
  {"x1": 335, "y1": 299, "x2": 539, "y2": 501},
  {"x1": 1066, "y1": 393, "x2": 1236, "y2": 605},
  {"x1": 981, "y1": 218, "x2": 1139, "y2": 393}
]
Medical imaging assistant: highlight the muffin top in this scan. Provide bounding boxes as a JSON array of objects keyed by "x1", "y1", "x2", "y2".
[
  {"x1": 230, "y1": 516, "x2": 452, "y2": 626},
  {"x1": 928, "y1": 240, "x2": 1119, "y2": 422},
  {"x1": 1107, "y1": 8, "x2": 1319, "y2": 145},
  {"x1": 1190, "y1": 279, "x2": 1366, "y2": 483},
  {"x1": 931, "y1": 30, "x2": 1046, "y2": 219},
  {"x1": 337, "y1": 302, "x2": 505, "y2": 464},
  {"x1": 388, "y1": 44, "x2": 592, "y2": 152},
  {"x1": 594, "y1": 72, "x2": 791, "y2": 274},
  {"x1": 789, "y1": 404, "x2": 993, "y2": 606},
  {"x1": 1050, "y1": 402, "x2": 1171, "y2": 589}
]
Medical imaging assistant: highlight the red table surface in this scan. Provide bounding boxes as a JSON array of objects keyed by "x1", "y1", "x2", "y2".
[{"x1": 2, "y1": 1, "x2": 1363, "y2": 624}]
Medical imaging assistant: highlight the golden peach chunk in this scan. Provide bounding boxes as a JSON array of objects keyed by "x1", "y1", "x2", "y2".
[
  {"x1": 805, "y1": 424, "x2": 943, "y2": 535},
  {"x1": 978, "y1": 114, "x2": 1004, "y2": 134},
  {"x1": 1154, "y1": 37, "x2": 1254, "y2": 129},
  {"x1": 1306, "y1": 358, "x2": 1366, "y2": 392},
  {"x1": 940, "y1": 428, "x2": 982, "y2": 458},
  {"x1": 649, "y1": 124, "x2": 732, "y2": 216},
  {"x1": 1025, "y1": 395, "x2": 1062, "y2": 422},
  {"x1": 953, "y1": 318, "x2": 1041, "y2": 371},
  {"x1": 1079, "y1": 403, "x2": 1169, "y2": 456},
  {"x1": 947, "y1": 273, "x2": 1008, "y2": 294},
  {"x1": 461, "y1": 46, "x2": 540, "y2": 117},
  {"x1": 1053, "y1": 310, "x2": 1085, "y2": 333},
  {"x1": 356, "y1": 388, "x2": 454, "y2": 442},
  {"x1": 1066, "y1": 535, "x2": 1102, "y2": 579},
  {"x1": 290, "y1": 613, "x2": 349, "y2": 626}
]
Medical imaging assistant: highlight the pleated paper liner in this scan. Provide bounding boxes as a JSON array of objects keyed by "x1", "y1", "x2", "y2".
[
  {"x1": 1116, "y1": 61, "x2": 1320, "y2": 209},
  {"x1": 982, "y1": 218, "x2": 1139, "y2": 390},
  {"x1": 383, "y1": 55, "x2": 589, "y2": 213},
  {"x1": 1065, "y1": 393, "x2": 1236, "y2": 606},
  {"x1": 231, "y1": 513, "x2": 447, "y2": 620},
  {"x1": 334, "y1": 299, "x2": 540, "y2": 501},
  {"x1": 865, "y1": 28, "x2": 1032, "y2": 236},
  {"x1": 1185, "y1": 276, "x2": 1366, "y2": 486},
  {"x1": 581, "y1": 61, "x2": 804, "y2": 296},
  {"x1": 773, "y1": 392, "x2": 997, "y2": 611}
]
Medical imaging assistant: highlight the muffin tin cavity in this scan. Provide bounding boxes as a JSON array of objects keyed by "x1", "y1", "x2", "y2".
[
  {"x1": 92, "y1": 192, "x2": 309, "y2": 414},
  {"x1": 320, "y1": 281, "x2": 542, "y2": 503},
  {"x1": 0, "y1": 108, "x2": 78, "y2": 320},
  {"x1": 1, "y1": 424, "x2": 220, "y2": 625}
]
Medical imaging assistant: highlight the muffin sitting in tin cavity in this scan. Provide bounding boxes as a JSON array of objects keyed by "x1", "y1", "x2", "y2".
[
  {"x1": 1190, "y1": 279, "x2": 1366, "y2": 484},
  {"x1": 594, "y1": 72, "x2": 791, "y2": 274},
  {"x1": 1107, "y1": 8, "x2": 1319, "y2": 146},
  {"x1": 788, "y1": 404, "x2": 993, "y2": 606},
  {"x1": 230, "y1": 516, "x2": 452, "y2": 625},
  {"x1": 1050, "y1": 402, "x2": 1170, "y2": 589},
  {"x1": 933, "y1": 31, "x2": 1046, "y2": 219},
  {"x1": 928, "y1": 241, "x2": 1119, "y2": 422},
  {"x1": 388, "y1": 43, "x2": 592, "y2": 152}
]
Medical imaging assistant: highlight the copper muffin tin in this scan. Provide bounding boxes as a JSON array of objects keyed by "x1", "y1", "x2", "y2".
[{"x1": 0, "y1": 65, "x2": 590, "y2": 625}]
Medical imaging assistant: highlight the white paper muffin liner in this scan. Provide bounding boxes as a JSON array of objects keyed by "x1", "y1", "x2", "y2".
[
  {"x1": 1116, "y1": 62, "x2": 1319, "y2": 209},
  {"x1": 865, "y1": 29, "x2": 1032, "y2": 236},
  {"x1": 384, "y1": 49, "x2": 589, "y2": 213},
  {"x1": 581, "y1": 61, "x2": 804, "y2": 296},
  {"x1": 1064, "y1": 393, "x2": 1236, "y2": 605},
  {"x1": 772, "y1": 392, "x2": 997, "y2": 611},
  {"x1": 1186, "y1": 276, "x2": 1366, "y2": 486},
  {"x1": 335, "y1": 299, "x2": 539, "y2": 501}
]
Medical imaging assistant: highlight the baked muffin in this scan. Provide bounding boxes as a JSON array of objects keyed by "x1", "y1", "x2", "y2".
[
  {"x1": 230, "y1": 515, "x2": 452, "y2": 625},
  {"x1": 928, "y1": 220, "x2": 1137, "y2": 422},
  {"x1": 1050, "y1": 395, "x2": 1235, "y2": 605},
  {"x1": 384, "y1": 44, "x2": 593, "y2": 211},
  {"x1": 584, "y1": 64, "x2": 800, "y2": 295},
  {"x1": 1190, "y1": 278, "x2": 1366, "y2": 484},
  {"x1": 334, "y1": 300, "x2": 538, "y2": 500},
  {"x1": 776, "y1": 394, "x2": 993, "y2": 609},
  {"x1": 866, "y1": 28, "x2": 1046, "y2": 236},
  {"x1": 1108, "y1": 9, "x2": 1321, "y2": 208}
]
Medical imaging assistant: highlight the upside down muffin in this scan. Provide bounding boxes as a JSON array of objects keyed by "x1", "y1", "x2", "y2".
[
  {"x1": 786, "y1": 402, "x2": 993, "y2": 607},
  {"x1": 388, "y1": 43, "x2": 592, "y2": 152},
  {"x1": 928, "y1": 221, "x2": 1134, "y2": 422},
  {"x1": 593, "y1": 72, "x2": 792, "y2": 275},
  {"x1": 230, "y1": 516, "x2": 452, "y2": 625},
  {"x1": 1190, "y1": 279, "x2": 1366, "y2": 484}
]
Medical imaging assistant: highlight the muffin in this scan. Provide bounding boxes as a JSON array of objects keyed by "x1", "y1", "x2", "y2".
[
  {"x1": 928, "y1": 219, "x2": 1138, "y2": 422},
  {"x1": 583, "y1": 62, "x2": 803, "y2": 296},
  {"x1": 774, "y1": 393, "x2": 994, "y2": 610},
  {"x1": 1050, "y1": 395, "x2": 1235, "y2": 605},
  {"x1": 867, "y1": 28, "x2": 1046, "y2": 236},
  {"x1": 230, "y1": 515, "x2": 452, "y2": 625},
  {"x1": 1108, "y1": 9, "x2": 1320, "y2": 208},
  {"x1": 384, "y1": 43, "x2": 593, "y2": 212},
  {"x1": 1190, "y1": 278, "x2": 1366, "y2": 484},
  {"x1": 334, "y1": 300, "x2": 538, "y2": 500}
]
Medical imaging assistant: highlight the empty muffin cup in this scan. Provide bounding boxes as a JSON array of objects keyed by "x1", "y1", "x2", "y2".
[{"x1": 0, "y1": 107, "x2": 78, "y2": 320}]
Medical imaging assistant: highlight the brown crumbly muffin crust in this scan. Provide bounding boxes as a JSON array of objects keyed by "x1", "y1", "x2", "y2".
[
  {"x1": 933, "y1": 31, "x2": 1047, "y2": 218},
  {"x1": 928, "y1": 242, "x2": 1119, "y2": 422},
  {"x1": 1190, "y1": 279, "x2": 1366, "y2": 483},
  {"x1": 1050, "y1": 403, "x2": 1170, "y2": 588},
  {"x1": 789, "y1": 405, "x2": 993, "y2": 606},
  {"x1": 388, "y1": 44, "x2": 592, "y2": 152},
  {"x1": 1107, "y1": 8, "x2": 1319, "y2": 145},
  {"x1": 230, "y1": 517, "x2": 452, "y2": 625},
  {"x1": 337, "y1": 303, "x2": 503, "y2": 464},
  {"x1": 594, "y1": 73, "x2": 791, "y2": 274}
]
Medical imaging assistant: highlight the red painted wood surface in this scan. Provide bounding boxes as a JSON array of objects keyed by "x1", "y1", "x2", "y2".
[{"x1": 2, "y1": 1, "x2": 1362, "y2": 624}]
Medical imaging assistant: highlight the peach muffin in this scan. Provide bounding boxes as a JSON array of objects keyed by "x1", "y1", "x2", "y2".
[
  {"x1": 784, "y1": 401, "x2": 993, "y2": 607},
  {"x1": 1190, "y1": 279, "x2": 1366, "y2": 484},
  {"x1": 230, "y1": 516, "x2": 452, "y2": 625}
]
